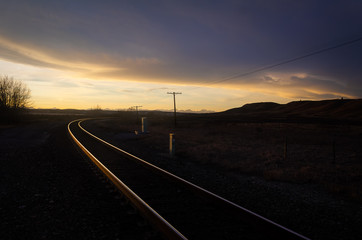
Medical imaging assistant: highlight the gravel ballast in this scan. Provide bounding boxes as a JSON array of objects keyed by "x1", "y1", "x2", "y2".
[{"x1": 0, "y1": 120, "x2": 156, "y2": 240}]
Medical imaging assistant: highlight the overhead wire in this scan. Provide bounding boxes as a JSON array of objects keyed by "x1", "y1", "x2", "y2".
[{"x1": 190, "y1": 35, "x2": 362, "y2": 89}]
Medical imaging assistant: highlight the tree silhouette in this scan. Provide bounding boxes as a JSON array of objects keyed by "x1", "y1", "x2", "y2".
[{"x1": 0, "y1": 75, "x2": 31, "y2": 111}]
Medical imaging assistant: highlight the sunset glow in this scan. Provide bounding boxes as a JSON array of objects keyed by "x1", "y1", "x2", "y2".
[{"x1": 1, "y1": 1, "x2": 361, "y2": 111}]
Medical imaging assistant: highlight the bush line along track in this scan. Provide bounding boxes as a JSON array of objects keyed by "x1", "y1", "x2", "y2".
[{"x1": 68, "y1": 119, "x2": 310, "y2": 240}]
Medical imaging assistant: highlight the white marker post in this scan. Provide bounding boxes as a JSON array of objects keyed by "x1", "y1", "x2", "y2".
[
  {"x1": 169, "y1": 133, "x2": 175, "y2": 157},
  {"x1": 142, "y1": 117, "x2": 148, "y2": 133}
]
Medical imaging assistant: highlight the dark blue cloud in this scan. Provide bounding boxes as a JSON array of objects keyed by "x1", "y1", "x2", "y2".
[{"x1": 0, "y1": 0, "x2": 361, "y2": 98}]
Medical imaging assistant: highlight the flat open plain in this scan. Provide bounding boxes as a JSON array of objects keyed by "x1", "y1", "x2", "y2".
[{"x1": 1, "y1": 100, "x2": 362, "y2": 239}]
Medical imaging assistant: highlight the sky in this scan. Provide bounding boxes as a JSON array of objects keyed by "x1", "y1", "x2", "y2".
[{"x1": 0, "y1": 0, "x2": 361, "y2": 112}]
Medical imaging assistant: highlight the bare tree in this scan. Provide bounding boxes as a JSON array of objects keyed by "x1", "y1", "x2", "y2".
[
  {"x1": 0, "y1": 75, "x2": 31, "y2": 111},
  {"x1": 89, "y1": 104, "x2": 103, "y2": 116}
]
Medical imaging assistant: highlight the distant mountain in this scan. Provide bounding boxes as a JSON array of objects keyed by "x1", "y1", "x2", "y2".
[{"x1": 221, "y1": 99, "x2": 362, "y2": 123}]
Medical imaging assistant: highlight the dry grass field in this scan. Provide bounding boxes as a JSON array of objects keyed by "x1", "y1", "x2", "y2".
[
  {"x1": 2, "y1": 100, "x2": 361, "y2": 239},
  {"x1": 77, "y1": 100, "x2": 362, "y2": 239},
  {"x1": 139, "y1": 120, "x2": 362, "y2": 203},
  {"x1": 84, "y1": 116, "x2": 362, "y2": 239},
  {"x1": 91, "y1": 99, "x2": 362, "y2": 203}
]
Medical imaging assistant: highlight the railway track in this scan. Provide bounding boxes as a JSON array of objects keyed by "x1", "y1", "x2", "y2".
[{"x1": 68, "y1": 119, "x2": 310, "y2": 240}]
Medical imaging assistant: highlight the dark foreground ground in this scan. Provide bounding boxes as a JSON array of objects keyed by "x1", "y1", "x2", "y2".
[
  {"x1": 0, "y1": 117, "x2": 156, "y2": 240},
  {"x1": 1, "y1": 111, "x2": 362, "y2": 239}
]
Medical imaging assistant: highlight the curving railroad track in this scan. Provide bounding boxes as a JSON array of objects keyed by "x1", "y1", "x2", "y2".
[{"x1": 68, "y1": 119, "x2": 310, "y2": 240}]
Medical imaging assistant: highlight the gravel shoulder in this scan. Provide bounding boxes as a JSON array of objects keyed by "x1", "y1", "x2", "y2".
[{"x1": 0, "y1": 120, "x2": 155, "y2": 240}]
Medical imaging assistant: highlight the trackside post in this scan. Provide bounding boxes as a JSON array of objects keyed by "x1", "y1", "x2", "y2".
[
  {"x1": 142, "y1": 117, "x2": 148, "y2": 133},
  {"x1": 170, "y1": 133, "x2": 175, "y2": 157}
]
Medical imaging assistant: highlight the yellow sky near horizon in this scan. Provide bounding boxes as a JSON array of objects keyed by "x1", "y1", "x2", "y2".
[
  {"x1": 1, "y1": 57, "x2": 355, "y2": 112},
  {"x1": 0, "y1": 59, "x2": 298, "y2": 111}
]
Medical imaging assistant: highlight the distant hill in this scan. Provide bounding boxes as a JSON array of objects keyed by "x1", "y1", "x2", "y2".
[{"x1": 220, "y1": 99, "x2": 362, "y2": 123}]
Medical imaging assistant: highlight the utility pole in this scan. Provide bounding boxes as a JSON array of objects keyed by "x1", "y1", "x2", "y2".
[
  {"x1": 167, "y1": 92, "x2": 182, "y2": 128},
  {"x1": 131, "y1": 105, "x2": 142, "y2": 123}
]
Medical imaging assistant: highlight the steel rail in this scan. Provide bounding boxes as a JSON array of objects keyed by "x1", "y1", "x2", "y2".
[
  {"x1": 67, "y1": 119, "x2": 187, "y2": 240},
  {"x1": 78, "y1": 119, "x2": 311, "y2": 240}
]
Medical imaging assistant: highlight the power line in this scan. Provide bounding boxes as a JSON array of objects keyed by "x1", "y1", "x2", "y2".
[
  {"x1": 131, "y1": 105, "x2": 142, "y2": 123},
  {"x1": 167, "y1": 92, "x2": 182, "y2": 128},
  {"x1": 197, "y1": 35, "x2": 362, "y2": 87}
]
